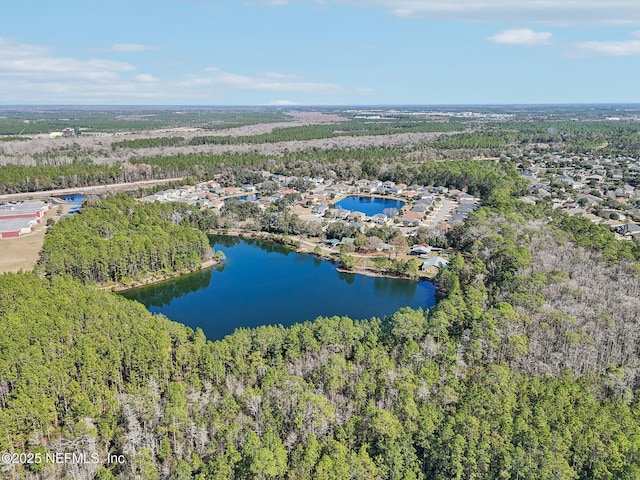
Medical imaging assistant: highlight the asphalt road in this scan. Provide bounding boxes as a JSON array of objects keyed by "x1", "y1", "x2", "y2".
[{"x1": 0, "y1": 178, "x2": 185, "y2": 201}]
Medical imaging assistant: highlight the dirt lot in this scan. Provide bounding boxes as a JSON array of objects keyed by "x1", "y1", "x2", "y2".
[{"x1": 0, "y1": 207, "x2": 60, "y2": 274}]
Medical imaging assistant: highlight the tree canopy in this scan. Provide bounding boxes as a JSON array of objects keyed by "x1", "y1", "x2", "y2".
[{"x1": 38, "y1": 195, "x2": 211, "y2": 284}]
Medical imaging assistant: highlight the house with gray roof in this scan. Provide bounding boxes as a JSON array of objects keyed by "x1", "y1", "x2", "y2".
[{"x1": 421, "y1": 256, "x2": 449, "y2": 271}]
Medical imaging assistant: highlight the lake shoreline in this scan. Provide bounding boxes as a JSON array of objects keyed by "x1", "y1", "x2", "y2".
[
  {"x1": 124, "y1": 233, "x2": 437, "y2": 340},
  {"x1": 107, "y1": 228, "x2": 435, "y2": 294},
  {"x1": 208, "y1": 228, "x2": 435, "y2": 282},
  {"x1": 335, "y1": 266, "x2": 432, "y2": 281},
  {"x1": 329, "y1": 192, "x2": 407, "y2": 206},
  {"x1": 102, "y1": 258, "x2": 218, "y2": 292}
]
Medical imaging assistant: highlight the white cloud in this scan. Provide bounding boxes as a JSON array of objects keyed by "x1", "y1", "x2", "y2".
[
  {"x1": 0, "y1": 41, "x2": 47, "y2": 58},
  {"x1": 262, "y1": 72, "x2": 302, "y2": 80},
  {"x1": 274, "y1": 0, "x2": 640, "y2": 24},
  {"x1": 110, "y1": 43, "x2": 159, "y2": 53},
  {"x1": 489, "y1": 29, "x2": 552, "y2": 46},
  {"x1": 576, "y1": 39, "x2": 640, "y2": 57},
  {"x1": 0, "y1": 39, "x2": 134, "y2": 83},
  {"x1": 180, "y1": 67, "x2": 369, "y2": 95},
  {"x1": 135, "y1": 74, "x2": 159, "y2": 82},
  {"x1": 0, "y1": 38, "x2": 371, "y2": 103}
]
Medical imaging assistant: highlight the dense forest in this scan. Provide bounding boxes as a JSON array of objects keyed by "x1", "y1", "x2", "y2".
[
  {"x1": 0, "y1": 163, "x2": 128, "y2": 194},
  {"x1": 4, "y1": 173, "x2": 640, "y2": 478},
  {"x1": 38, "y1": 195, "x2": 212, "y2": 284},
  {"x1": 3, "y1": 117, "x2": 639, "y2": 194},
  {"x1": 380, "y1": 160, "x2": 530, "y2": 206},
  {"x1": 0, "y1": 146, "x2": 409, "y2": 194},
  {"x1": 2, "y1": 113, "x2": 640, "y2": 478},
  {"x1": 110, "y1": 121, "x2": 463, "y2": 150},
  {"x1": 1, "y1": 200, "x2": 639, "y2": 478},
  {"x1": 186, "y1": 121, "x2": 463, "y2": 146}
]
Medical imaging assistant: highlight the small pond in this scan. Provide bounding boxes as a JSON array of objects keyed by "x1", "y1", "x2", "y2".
[{"x1": 334, "y1": 196, "x2": 405, "y2": 216}]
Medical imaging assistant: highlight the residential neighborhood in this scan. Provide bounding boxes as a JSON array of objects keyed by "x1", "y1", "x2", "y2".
[
  {"x1": 142, "y1": 173, "x2": 480, "y2": 230},
  {"x1": 140, "y1": 171, "x2": 482, "y2": 274},
  {"x1": 517, "y1": 152, "x2": 640, "y2": 238}
]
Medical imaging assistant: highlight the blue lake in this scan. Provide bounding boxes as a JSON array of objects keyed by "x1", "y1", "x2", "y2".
[
  {"x1": 334, "y1": 196, "x2": 405, "y2": 216},
  {"x1": 121, "y1": 235, "x2": 436, "y2": 340},
  {"x1": 55, "y1": 194, "x2": 85, "y2": 203}
]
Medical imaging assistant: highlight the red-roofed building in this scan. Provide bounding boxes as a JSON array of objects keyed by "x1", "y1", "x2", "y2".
[{"x1": 0, "y1": 201, "x2": 50, "y2": 223}]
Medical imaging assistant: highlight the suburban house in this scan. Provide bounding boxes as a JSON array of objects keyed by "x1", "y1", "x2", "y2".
[
  {"x1": 410, "y1": 244, "x2": 432, "y2": 256},
  {"x1": 613, "y1": 224, "x2": 640, "y2": 236},
  {"x1": 370, "y1": 213, "x2": 388, "y2": 224},
  {"x1": 312, "y1": 204, "x2": 329, "y2": 216},
  {"x1": 411, "y1": 204, "x2": 430, "y2": 213},
  {"x1": 421, "y1": 256, "x2": 449, "y2": 272}
]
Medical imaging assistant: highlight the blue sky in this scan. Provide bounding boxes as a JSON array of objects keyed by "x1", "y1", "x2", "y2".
[{"x1": 1, "y1": 0, "x2": 639, "y2": 105}]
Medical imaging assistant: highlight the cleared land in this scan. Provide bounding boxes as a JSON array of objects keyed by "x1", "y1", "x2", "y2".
[
  {"x1": 0, "y1": 178, "x2": 188, "y2": 273},
  {"x1": 0, "y1": 207, "x2": 57, "y2": 273},
  {"x1": 0, "y1": 111, "x2": 454, "y2": 167}
]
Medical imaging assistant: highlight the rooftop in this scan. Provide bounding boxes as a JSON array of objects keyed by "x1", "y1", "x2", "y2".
[
  {"x1": 0, "y1": 217, "x2": 37, "y2": 232},
  {"x1": 0, "y1": 201, "x2": 48, "y2": 217}
]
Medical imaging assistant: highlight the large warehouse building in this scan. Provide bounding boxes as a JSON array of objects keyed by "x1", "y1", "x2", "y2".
[{"x1": 0, "y1": 201, "x2": 51, "y2": 238}]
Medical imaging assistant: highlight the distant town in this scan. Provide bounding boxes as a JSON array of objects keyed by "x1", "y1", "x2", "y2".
[{"x1": 518, "y1": 153, "x2": 640, "y2": 237}]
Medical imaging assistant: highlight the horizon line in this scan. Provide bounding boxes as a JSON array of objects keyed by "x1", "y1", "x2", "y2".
[{"x1": 2, "y1": 102, "x2": 640, "y2": 109}]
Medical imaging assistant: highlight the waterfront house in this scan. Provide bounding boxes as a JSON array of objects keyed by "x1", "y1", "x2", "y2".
[
  {"x1": 324, "y1": 238, "x2": 341, "y2": 247},
  {"x1": 312, "y1": 204, "x2": 329, "y2": 216},
  {"x1": 421, "y1": 256, "x2": 449, "y2": 272},
  {"x1": 370, "y1": 213, "x2": 388, "y2": 224}
]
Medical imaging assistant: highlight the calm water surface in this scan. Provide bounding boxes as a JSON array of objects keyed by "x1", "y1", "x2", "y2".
[
  {"x1": 334, "y1": 196, "x2": 405, "y2": 216},
  {"x1": 55, "y1": 194, "x2": 85, "y2": 203},
  {"x1": 121, "y1": 235, "x2": 436, "y2": 340}
]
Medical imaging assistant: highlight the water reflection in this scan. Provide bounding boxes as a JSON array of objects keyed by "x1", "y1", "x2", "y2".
[
  {"x1": 337, "y1": 271, "x2": 356, "y2": 285},
  {"x1": 334, "y1": 196, "x2": 406, "y2": 216},
  {"x1": 212, "y1": 235, "x2": 293, "y2": 256},
  {"x1": 211, "y1": 235, "x2": 242, "y2": 248},
  {"x1": 372, "y1": 276, "x2": 418, "y2": 298},
  {"x1": 122, "y1": 267, "x2": 213, "y2": 307},
  {"x1": 123, "y1": 236, "x2": 436, "y2": 340}
]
